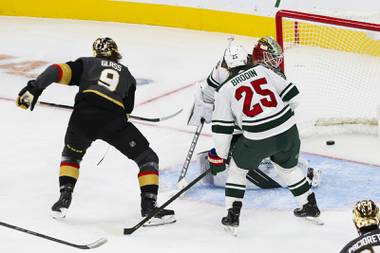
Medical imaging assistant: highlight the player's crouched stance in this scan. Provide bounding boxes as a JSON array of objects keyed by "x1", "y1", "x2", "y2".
[
  {"x1": 340, "y1": 200, "x2": 380, "y2": 253},
  {"x1": 207, "y1": 44, "x2": 322, "y2": 235},
  {"x1": 16, "y1": 37, "x2": 175, "y2": 226}
]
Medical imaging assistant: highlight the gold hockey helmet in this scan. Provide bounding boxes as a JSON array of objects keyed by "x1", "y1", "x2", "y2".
[
  {"x1": 353, "y1": 200, "x2": 380, "y2": 232},
  {"x1": 92, "y1": 37, "x2": 122, "y2": 60}
]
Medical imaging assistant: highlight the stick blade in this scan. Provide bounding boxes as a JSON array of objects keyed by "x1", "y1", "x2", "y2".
[
  {"x1": 85, "y1": 238, "x2": 108, "y2": 249},
  {"x1": 123, "y1": 227, "x2": 136, "y2": 235},
  {"x1": 176, "y1": 178, "x2": 188, "y2": 190},
  {"x1": 160, "y1": 108, "x2": 183, "y2": 121}
]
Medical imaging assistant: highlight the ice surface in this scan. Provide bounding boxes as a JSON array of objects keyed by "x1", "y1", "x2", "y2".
[{"x1": 0, "y1": 16, "x2": 379, "y2": 253}]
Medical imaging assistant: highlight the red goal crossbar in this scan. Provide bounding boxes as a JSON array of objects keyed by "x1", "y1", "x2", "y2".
[{"x1": 275, "y1": 9, "x2": 380, "y2": 71}]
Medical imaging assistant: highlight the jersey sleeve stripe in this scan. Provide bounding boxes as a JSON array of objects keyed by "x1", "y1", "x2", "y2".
[
  {"x1": 207, "y1": 75, "x2": 219, "y2": 88},
  {"x1": 212, "y1": 125, "x2": 234, "y2": 134},
  {"x1": 52, "y1": 64, "x2": 63, "y2": 81},
  {"x1": 212, "y1": 120, "x2": 235, "y2": 124},
  {"x1": 55, "y1": 63, "x2": 72, "y2": 85},
  {"x1": 282, "y1": 86, "x2": 300, "y2": 102},
  {"x1": 279, "y1": 83, "x2": 294, "y2": 98}
]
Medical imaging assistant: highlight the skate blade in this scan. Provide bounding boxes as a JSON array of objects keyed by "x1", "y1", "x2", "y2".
[
  {"x1": 303, "y1": 216, "x2": 324, "y2": 226},
  {"x1": 143, "y1": 215, "x2": 176, "y2": 227},
  {"x1": 223, "y1": 225, "x2": 238, "y2": 237},
  {"x1": 52, "y1": 208, "x2": 67, "y2": 220}
]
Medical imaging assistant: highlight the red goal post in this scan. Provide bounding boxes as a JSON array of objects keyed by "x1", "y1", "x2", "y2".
[{"x1": 274, "y1": 10, "x2": 380, "y2": 137}]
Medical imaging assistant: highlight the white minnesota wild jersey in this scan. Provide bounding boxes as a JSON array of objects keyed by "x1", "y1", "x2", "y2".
[{"x1": 212, "y1": 64, "x2": 300, "y2": 158}]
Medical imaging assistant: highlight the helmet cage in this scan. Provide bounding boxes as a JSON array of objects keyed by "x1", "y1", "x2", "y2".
[
  {"x1": 252, "y1": 36, "x2": 283, "y2": 69},
  {"x1": 262, "y1": 50, "x2": 283, "y2": 69}
]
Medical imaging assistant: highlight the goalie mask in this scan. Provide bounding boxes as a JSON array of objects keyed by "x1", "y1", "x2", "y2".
[
  {"x1": 92, "y1": 37, "x2": 122, "y2": 60},
  {"x1": 223, "y1": 45, "x2": 249, "y2": 69},
  {"x1": 352, "y1": 200, "x2": 380, "y2": 234},
  {"x1": 252, "y1": 36, "x2": 283, "y2": 69}
]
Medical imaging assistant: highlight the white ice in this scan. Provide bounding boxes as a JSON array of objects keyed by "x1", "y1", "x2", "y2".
[{"x1": 0, "y1": 16, "x2": 379, "y2": 253}]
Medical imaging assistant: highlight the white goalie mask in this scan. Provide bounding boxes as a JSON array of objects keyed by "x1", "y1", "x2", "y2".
[{"x1": 223, "y1": 45, "x2": 249, "y2": 69}]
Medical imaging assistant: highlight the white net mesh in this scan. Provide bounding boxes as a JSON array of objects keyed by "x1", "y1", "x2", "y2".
[{"x1": 278, "y1": 11, "x2": 380, "y2": 138}]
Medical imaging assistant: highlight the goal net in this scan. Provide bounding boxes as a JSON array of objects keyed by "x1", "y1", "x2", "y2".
[{"x1": 275, "y1": 10, "x2": 380, "y2": 138}]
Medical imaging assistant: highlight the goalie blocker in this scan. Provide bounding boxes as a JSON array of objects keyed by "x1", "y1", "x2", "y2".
[{"x1": 197, "y1": 151, "x2": 321, "y2": 190}]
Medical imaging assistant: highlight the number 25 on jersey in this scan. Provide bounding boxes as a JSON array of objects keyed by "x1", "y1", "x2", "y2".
[{"x1": 235, "y1": 77, "x2": 277, "y2": 117}]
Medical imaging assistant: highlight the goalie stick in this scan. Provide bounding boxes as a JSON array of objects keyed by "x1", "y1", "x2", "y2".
[
  {"x1": 124, "y1": 168, "x2": 211, "y2": 235},
  {"x1": 0, "y1": 221, "x2": 107, "y2": 249},
  {"x1": 176, "y1": 119, "x2": 205, "y2": 189},
  {"x1": 37, "y1": 101, "x2": 183, "y2": 122}
]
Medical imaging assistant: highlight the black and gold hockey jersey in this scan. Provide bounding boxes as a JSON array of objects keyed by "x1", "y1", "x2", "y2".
[
  {"x1": 340, "y1": 228, "x2": 380, "y2": 253},
  {"x1": 33, "y1": 56, "x2": 136, "y2": 114}
]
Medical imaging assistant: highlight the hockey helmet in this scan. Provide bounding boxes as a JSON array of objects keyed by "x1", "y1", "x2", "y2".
[
  {"x1": 252, "y1": 36, "x2": 283, "y2": 69},
  {"x1": 92, "y1": 37, "x2": 122, "y2": 60},
  {"x1": 223, "y1": 45, "x2": 249, "y2": 69},
  {"x1": 353, "y1": 200, "x2": 380, "y2": 233}
]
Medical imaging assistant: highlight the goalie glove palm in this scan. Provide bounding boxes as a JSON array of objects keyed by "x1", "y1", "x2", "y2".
[{"x1": 16, "y1": 80, "x2": 43, "y2": 111}]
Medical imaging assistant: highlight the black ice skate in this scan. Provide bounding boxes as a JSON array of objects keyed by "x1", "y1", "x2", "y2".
[
  {"x1": 141, "y1": 193, "x2": 176, "y2": 226},
  {"x1": 294, "y1": 193, "x2": 324, "y2": 225},
  {"x1": 51, "y1": 184, "x2": 73, "y2": 219},
  {"x1": 221, "y1": 201, "x2": 242, "y2": 236}
]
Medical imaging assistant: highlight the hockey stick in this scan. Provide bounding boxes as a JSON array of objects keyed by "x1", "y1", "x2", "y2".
[
  {"x1": 123, "y1": 168, "x2": 211, "y2": 235},
  {"x1": 176, "y1": 119, "x2": 205, "y2": 189},
  {"x1": 36, "y1": 101, "x2": 183, "y2": 122},
  {"x1": 0, "y1": 221, "x2": 107, "y2": 249}
]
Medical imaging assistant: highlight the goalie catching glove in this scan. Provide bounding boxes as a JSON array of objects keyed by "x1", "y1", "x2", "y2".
[
  {"x1": 16, "y1": 80, "x2": 43, "y2": 111},
  {"x1": 208, "y1": 148, "x2": 226, "y2": 175},
  {"x1": 187, "y1": 85, "x2": 213, "y2": 127}
]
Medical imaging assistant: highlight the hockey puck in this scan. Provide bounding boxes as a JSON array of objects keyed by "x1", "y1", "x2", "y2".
[{"x1": 326, "y1": 140, "x2": 335, "y2": 145}]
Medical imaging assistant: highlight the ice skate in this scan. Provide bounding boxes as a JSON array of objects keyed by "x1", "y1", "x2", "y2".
[
  {"x1": 294, "y1": 193, "x2": 324, "y2": 225},
  {"x1": 221, "y1": 201, "x2": 242, "y2": 236},
  {"x1": 51, "y1": 184, "x2": 73, "y2": 219},
  {"x1": 141, "y1": 193, "x2": 176, "y2": 226}
]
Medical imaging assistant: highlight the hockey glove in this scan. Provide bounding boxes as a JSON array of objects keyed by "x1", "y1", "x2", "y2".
[
  {"x1": 16, "y1": 80, "x2": 43, "y2": 111},
  {"x1": 187, "y1": 85, "x2": 213, "y2": 127},
  {"x1": 208, "y1": 148, "x2": 226, "y2": 175}
]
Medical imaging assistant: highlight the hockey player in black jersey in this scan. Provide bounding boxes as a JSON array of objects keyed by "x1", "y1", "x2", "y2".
[
  {"x1": 16, "y1": 37, "x2": 175, "y2": 226},
  {"x1": 340, "y1": 200, "x2": 380, "y2": 253}
]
